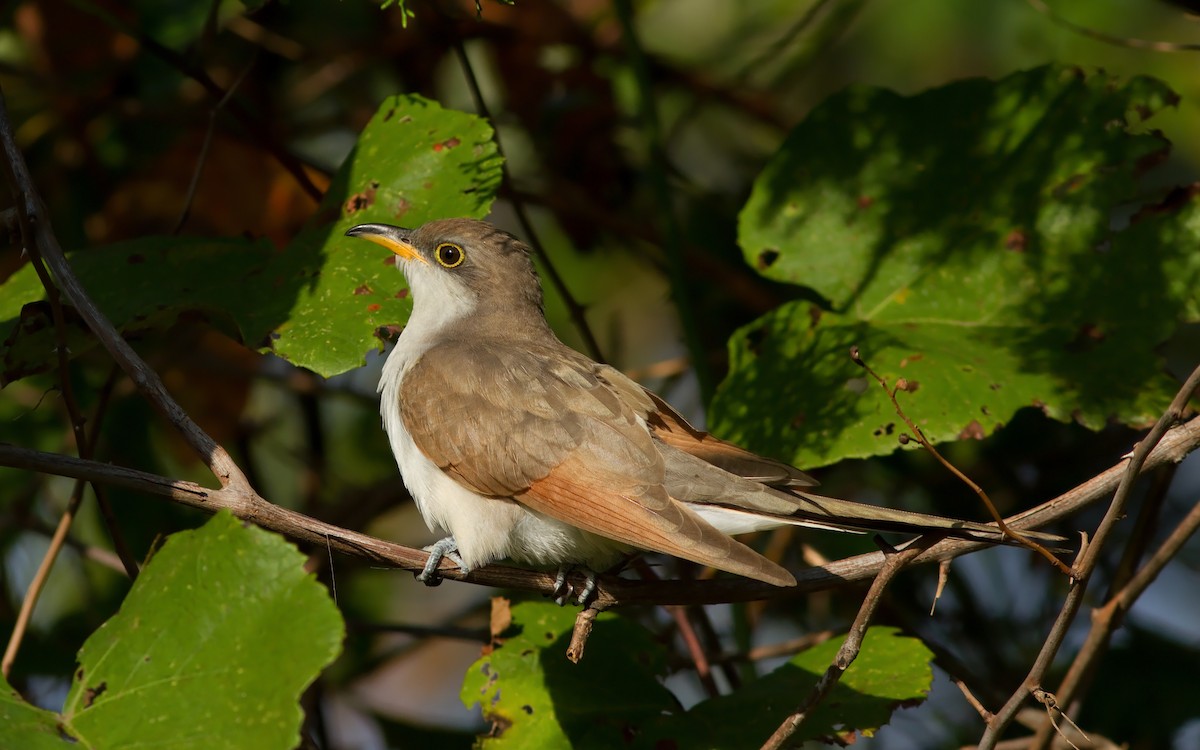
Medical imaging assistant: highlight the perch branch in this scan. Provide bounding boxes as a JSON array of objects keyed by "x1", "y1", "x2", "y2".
[{"x1": 4, "y1": 411, "x2": 1198, "y2": 608}]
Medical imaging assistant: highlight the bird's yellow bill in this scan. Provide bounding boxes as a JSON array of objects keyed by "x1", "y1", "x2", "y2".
[
  {"x1": 356, "y1": 233, "x2": 425, "y2": 263},
  {"x1": 345, "y1": 223, "x2": 427, "y2": 264}
]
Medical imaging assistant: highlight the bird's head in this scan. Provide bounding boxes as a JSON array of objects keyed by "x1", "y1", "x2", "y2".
[{"x1": 346, "y1": 218, "x2": 547, "y2": 330}]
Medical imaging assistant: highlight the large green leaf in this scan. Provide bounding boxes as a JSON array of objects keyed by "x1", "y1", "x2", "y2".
[
  {"x1": 0, "y1": 512, "x2": 344, "y2": 750},
  {"x1": 274, "y1": 93, "x2": 503, "y2": 375},
  {"x1": 713, "y1": 66, "x2": 1200, "y2": 468},
  {"x1": 0, "y1": 94, "x2": 502, "y2": 383},
  {"x1": 647, "y1": 626, "x2": 932, "y2": 747},
  {"x1": 460, "y1": 601, "x2": 677, "y2": 749}
]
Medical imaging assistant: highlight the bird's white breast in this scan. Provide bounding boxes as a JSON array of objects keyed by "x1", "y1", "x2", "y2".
[
  {"x1": 378, "y1": 280, "x2": 523, "y2": 570},
  {"x1": 379, "y1": 267, "x2": 627, "y2": 572}
]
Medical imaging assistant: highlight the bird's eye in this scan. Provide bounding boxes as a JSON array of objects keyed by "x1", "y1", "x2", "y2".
[{"x1": 435, "y1": 242, "x2": 465, "y2": 268}]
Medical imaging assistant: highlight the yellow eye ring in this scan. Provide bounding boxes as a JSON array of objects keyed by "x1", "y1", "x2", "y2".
[{"x1": 435, "y1": 242, "x2": 465, "y2": 268}]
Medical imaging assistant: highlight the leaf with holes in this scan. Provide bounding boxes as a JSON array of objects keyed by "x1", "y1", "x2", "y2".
[
  {"x1": 272, "y1": 94, "x2": 503, "y2": 375},
  {"x1": 0, "y1": 95, "x2": 502, "y2": 384},
  {"x1": 460, "y1": 601, "x2": 675, "y2": 748}
]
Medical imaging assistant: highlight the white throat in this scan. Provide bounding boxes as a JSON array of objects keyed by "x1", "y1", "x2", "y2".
[
  {"x1": 378, "y1": 260, "x2": 478, "y2": 462},
  {"x1": 377, "y1": 263, "x2": 514, "y2": 568}
]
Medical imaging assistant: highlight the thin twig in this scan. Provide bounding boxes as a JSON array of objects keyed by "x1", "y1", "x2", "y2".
[
  {"x1": 667, "y1": 605, "x2": 719, "y2": 697},
  {"x1": 733, "y1": 630, "x2": 836, "y2": 665},
  {"x1": 18, "y1": 520, "x2": 127, "y2": 574},
  {"x1": 978, "y1": 363, "x2": 1200, "y2": 749},
  {"x1": 1031, "y1": 687, "x2": 1088, "y2": 750},
  {"x1": 851, "y1": 346, "x2": 1072, "y2": 575},
  {"x1": 81, "y1": 367, "x2": 140, "y2": 579},
  {"x1": 2, "y1": 487, "x2": 90, "y2": 678},
  {"x1": 0, "y1": 84, "x2": 251, "y2": 490},
  {"x1": 173, "y1": 52, "x2": 259, "y2": 235},
  {"x1": 955, "y1": 677, "x2": 994, "y2": 722},
  {"x1": 760, "y1": 536, "x2": 937, "y2": 749}
]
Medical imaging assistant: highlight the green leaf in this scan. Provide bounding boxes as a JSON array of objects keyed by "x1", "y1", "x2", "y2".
[
  {"x1": 31, "y1": 511, "x2": 343, "y2": 749},
  {"x1": 460, "y1": 601, "x2": 677, "y2": 748},
  {"x1": 0, "y1": 94, "x2": 502, "y2": 384},
  {"x1": 459, "y1": 606, "x2": 930, "y2": 749},
  {"x1": 0, "y1": 673, "x2": 69, "y2": 749},
  {"x1": 646, "y1": 627, "x2": 932, "y2": 748},
  {"x1": 0, "y1": 237, "x2": 278, "y2": 385},
  {"x1": 272, "y1": 94, "x2": 503, "y2": 376},
  {"x1": 713, "y1": 66, "x2": 1199, "y2": 467}
]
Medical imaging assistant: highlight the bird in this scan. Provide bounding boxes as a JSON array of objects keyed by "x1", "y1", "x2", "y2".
[{"x1": 346, "y1": 218, "x2": 1061, "y2": 602}]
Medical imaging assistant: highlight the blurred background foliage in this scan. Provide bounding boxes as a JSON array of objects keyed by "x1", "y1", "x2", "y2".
[{"x1": 1, "y1": 0, "x2": 1199, "y2": 747}]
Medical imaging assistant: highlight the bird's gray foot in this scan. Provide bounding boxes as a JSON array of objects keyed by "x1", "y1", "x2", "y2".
[
  {"x1": 418, "y1": 537, "x2": 468, "y2": 586},
  {"x1": 551, "y1": 565, "x2": 598, "y2": 606}
]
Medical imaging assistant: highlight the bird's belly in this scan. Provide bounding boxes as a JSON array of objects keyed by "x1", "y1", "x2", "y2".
[
  {"x1": 507, "y1": 510, "x2": 631, "y2": 571},
  {"x1": 380, "y1": 340, "x2": 630, "y2": 574},
  {"x1": 384, "y1": 404, "x2": 521, "y2": 570},
  {"x1": 384, "y1": 394, "x2": 628, "y2": 572}
]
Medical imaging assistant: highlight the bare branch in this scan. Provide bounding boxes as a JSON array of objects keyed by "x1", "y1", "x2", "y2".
[
  {"x1": 0, "y1": 86, "x2": 251, "y2": 490},
  {"x1": 760, "y1": 536, "x2": 935, "y2": 749},
  {"x1": 3, "y1": 411, "x2": 1200, "y2": 609},
  {"x1": 978, "y1": 363, "x2": 1200, "y2": 748}
]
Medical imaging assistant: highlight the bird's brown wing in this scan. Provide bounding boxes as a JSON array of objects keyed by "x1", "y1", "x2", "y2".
[
  {"x1": 593, "y1": 367, "x2": 818, "y2": 488},
  {"x1": 399, "y1": 340, "x2": 795, "y2": 586}
]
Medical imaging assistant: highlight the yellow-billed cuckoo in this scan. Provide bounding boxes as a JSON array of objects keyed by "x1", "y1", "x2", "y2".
[{"x1": 347, "y1": 219, "x2": 1060, "y2": 601}]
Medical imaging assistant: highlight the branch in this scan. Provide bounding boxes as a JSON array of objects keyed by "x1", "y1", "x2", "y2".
[
  {"x1": 0, "y1": 85, "x2": 250, "y2": 490},
  {"x1": 760, "y1": 537, "x2": 934, "y2": 749},
  {"x1": 4, "y1": 412, "x2": 1199, "y2": 608},
  {"x1": 978, "y1": 363, "x2": 1200, "y2": 748}
]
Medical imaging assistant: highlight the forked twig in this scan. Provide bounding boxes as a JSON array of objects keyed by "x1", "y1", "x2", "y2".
[
  {"x1": 760, "y1": 536, "x2": 936, "y2": 749},
  {"x1": 979, "y1": 362, "x2": 1200, "y2": 748},
  {"x1": 850, "y1": 346, "x2": 1072, "y2": 576}
]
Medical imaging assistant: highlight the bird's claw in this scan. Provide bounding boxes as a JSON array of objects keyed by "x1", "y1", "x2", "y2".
[
  {"x1": 551, "y1": 565, "x2": 598, "y2": 606},
  {"x1": 417, "y1": 537, "x2": 467, "y2": 586}
]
